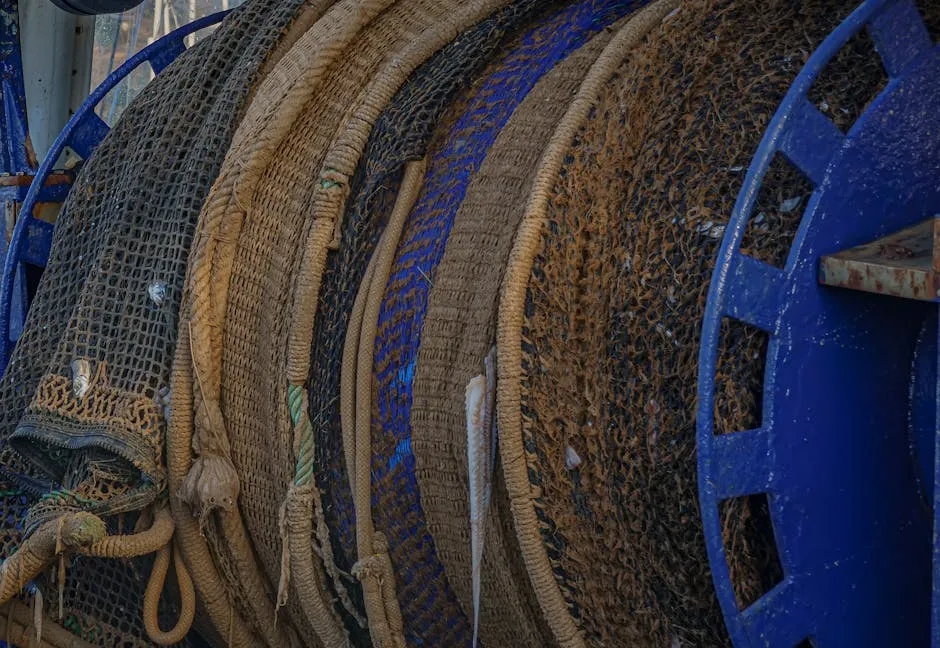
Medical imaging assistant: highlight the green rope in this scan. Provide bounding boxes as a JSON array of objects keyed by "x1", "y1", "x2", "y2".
[
  {"x1": 288, "y1": 383, "x2": 316, "y2": 487},
  {"x1": 320, "y1": 167, "x2": 343, "y2": 190},
  {"x1": 39, "y1": 489, "x2": 99, "y2": 507},
  {"x1": 63, "y1": 613, "x2": 103, "y2": 642}
]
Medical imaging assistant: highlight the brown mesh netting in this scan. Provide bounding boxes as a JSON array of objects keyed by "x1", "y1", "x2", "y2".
[
  {"x1": 356, "y1": 1, "x2": 646, "y2": 644},
  {"x1": 409, "y1": 20, "x2": 633, "y2": 648},
  {"x1": 3, "y1": 0, "x2": 937, "y2": 646},
  {"x1": 0, "y1": 0, "x2": 313, "y2": 645},
  {"x1": 498, "y1": 0, "x2": 940, "y2": 647}
]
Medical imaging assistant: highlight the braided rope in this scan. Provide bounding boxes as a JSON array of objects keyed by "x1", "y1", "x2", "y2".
[{"x1": 288, "y1": 383, "x2": 316, "y2": 487}]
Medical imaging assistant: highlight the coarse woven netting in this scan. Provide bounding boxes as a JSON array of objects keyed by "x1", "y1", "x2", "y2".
[
  {"x1": 178, "y1": 1, "x2": 563, "y2": 647},
  {"x1": 498, "y1": 0, "x2": 940, "y2": 647},
  {"x1": 3, "y1": 0, "x2": 938, "y2": 647},
  {"x1": 363, "y1": 1, "x2": 645, "y2": 646},
  {"x1": 407, "y1": 23, "x2": 616, "y2": 648},
  {"x1": 407, "y1": 4, "x2": 682, "y2": 647},
  {"x1": 0, "y1": 0, "x2": 313, "y2": 644},
  {"x1": 306, "y1": 2, "x2": 554, "y2": 641}
]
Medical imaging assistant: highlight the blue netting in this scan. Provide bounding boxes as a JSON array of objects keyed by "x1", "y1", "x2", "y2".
[{"x1": 370, "y1": 0, "x2": 645, "y2": 644}]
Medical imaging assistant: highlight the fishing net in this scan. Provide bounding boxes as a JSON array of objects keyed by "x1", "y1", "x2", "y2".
[
  {"x1": 358, "y1": 1, "x2": 647, "y2": 645},
  {"x1": 306, "y1": 0, "x2": 554, "y2": 640},
  {"x1": 1, "y1": 0, "x2": 933, "y2": 646},
  {"x1": 497, "y1": 0, "x2": 940, "y2": 646},
  {"x1": 178, "y1": 1, "x2": 540, "y2": 646},
  {"x1": 0, "y1": 0, "x2": 315, "y2": 645},
  {"x1": 408, "y1": 17, "x2": 641, "y2": 648}
]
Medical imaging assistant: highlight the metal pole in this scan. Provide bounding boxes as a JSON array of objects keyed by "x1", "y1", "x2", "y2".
[
  {"x1": 186, "y1": 0, "x2": 195, "y2": 46},
  {"x1": 19, "y1": 0, "x2": 85, "y2": 163},
  {"x1": 151, "y1": 0, "x2": 164, "y2": 43},
  {"x1": 69, "y1": 16, "x2": 95, "y2": 117}
]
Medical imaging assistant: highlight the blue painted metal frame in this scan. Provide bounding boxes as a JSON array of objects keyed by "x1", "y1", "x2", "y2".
[
  {"x1": 0, "y1": 0, "x2": 39, "y2": 351},
  {"x1": 0, "y1": 0, "x2": 35, "y2": 175},
  {"x1": 0, "y1": 9, "x2": 229, "y2": 370},
  {"x1": 697, "y1": 0, "x2": 939, "y2": 645}
]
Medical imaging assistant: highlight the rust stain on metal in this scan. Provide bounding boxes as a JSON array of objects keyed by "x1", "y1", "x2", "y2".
[
  {"x1": 31, "y1": 201, "x2": 62, "y2": 224},
  {"x1": 877, "y1": 243, "x2": 914, "y2": 260},
  {"x1": 0, "y1": 172, "x2": 71, "y2": 187},
  {"x1": 24, "y1": 133, "x2": 37, "y2": 170},
  {"x1": 819, "y1": 216, "x2": 939, "y2": 302}
]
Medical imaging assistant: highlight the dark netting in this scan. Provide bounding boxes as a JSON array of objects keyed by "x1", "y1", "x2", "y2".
[
  {"x1": 515, "y1": 0, "x2": 940, "y2": 646},
  {"x1": 0, "y1": 0, "x2": 309, "y2": 643},
  {"x1": 306, "y1": 0, "x2": 553, "y2": 637},
  {"x1": 367, "y1": 1, "x2": 642, "y2": 645}
]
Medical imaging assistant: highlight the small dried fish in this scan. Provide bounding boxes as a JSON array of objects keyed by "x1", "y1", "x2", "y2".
[
  {"x1": 148, "y1": 280, "x2": 168, "y2": 305},
  {"x1": 467, "y1": 347, "x2": 498, "y2": 648},
  {"x1": 71, "y1": 359, "x2": 91, "y2": 399}
]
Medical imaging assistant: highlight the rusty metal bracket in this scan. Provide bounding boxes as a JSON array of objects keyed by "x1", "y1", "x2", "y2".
[{"x1": 819, "y1": 215, "x2": 940, "y2": 301}]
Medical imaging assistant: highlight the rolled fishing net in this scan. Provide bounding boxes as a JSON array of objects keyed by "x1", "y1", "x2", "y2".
[
  {"x1": 178, "y1": 1, "x2": 549, "y2": 646},
  {"x1": 3, "y1": 0, "x2": 935, "y2": 646},
  {"x1": 358, "y1": 1, "x2": 646, "y2": 645},
  {"x1": 497, "y1": 0, "x2": 940, "y2": 646},
  {"x1": 408, "y1": 16, "x2": 640, "y2": 648},
  {"x1": 306, "y1": 2, "x2": 552, "y2": 640},
  {"x1": 0, "y1": 0, "x2": 312, "y2": 645}
]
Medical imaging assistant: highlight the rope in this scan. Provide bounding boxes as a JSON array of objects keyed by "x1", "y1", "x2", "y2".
[
  {"x1": 0, "y1": 503, "x2": 196, "y2": 646},
  {"x1": 340, "y1": 249, "x2": 378, "y2": 502},
  {"x1": 287, "y1": 384, "x2": 315, "y2": 486},
  {"x1": 0, "y1": 513, "x2": 105, "y2": 605},
  {"x1": 280, "y1": 381, "x2": 352, "y2": 647},
  {"x1": 349, "y1": 158, "x2": 427, "y2": 648},
  {"x1": 142, "y1": 540, "x2": 195, "y2": 646},
  {"x1": 168, "y1": 324, "x2": 259, "y2": 648},
  {"x1": 85, "y1": 505, "x2": 173, "y2": 559}
]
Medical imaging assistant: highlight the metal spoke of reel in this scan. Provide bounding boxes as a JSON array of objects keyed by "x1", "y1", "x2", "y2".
[
  {"x1": 0, "y1": 9, "x2": 230, "y2": 370},
  {"x1": 697, "y1": 0, "x2": 939, "y2": 645}
]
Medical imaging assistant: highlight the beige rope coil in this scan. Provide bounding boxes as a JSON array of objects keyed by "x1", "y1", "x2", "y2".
[
  {"x1": 0, "y1": 505, "x2": 194, "y2": 647},
  {"x1": 169, "y1": 324, "x2": 259, "y2": 648},
  {"x1": 494, "y1": 2, "x2": 682, "y2": 647},
  {"x1": 346, "y1": 159, "x2": 427, "y2": 648}
]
